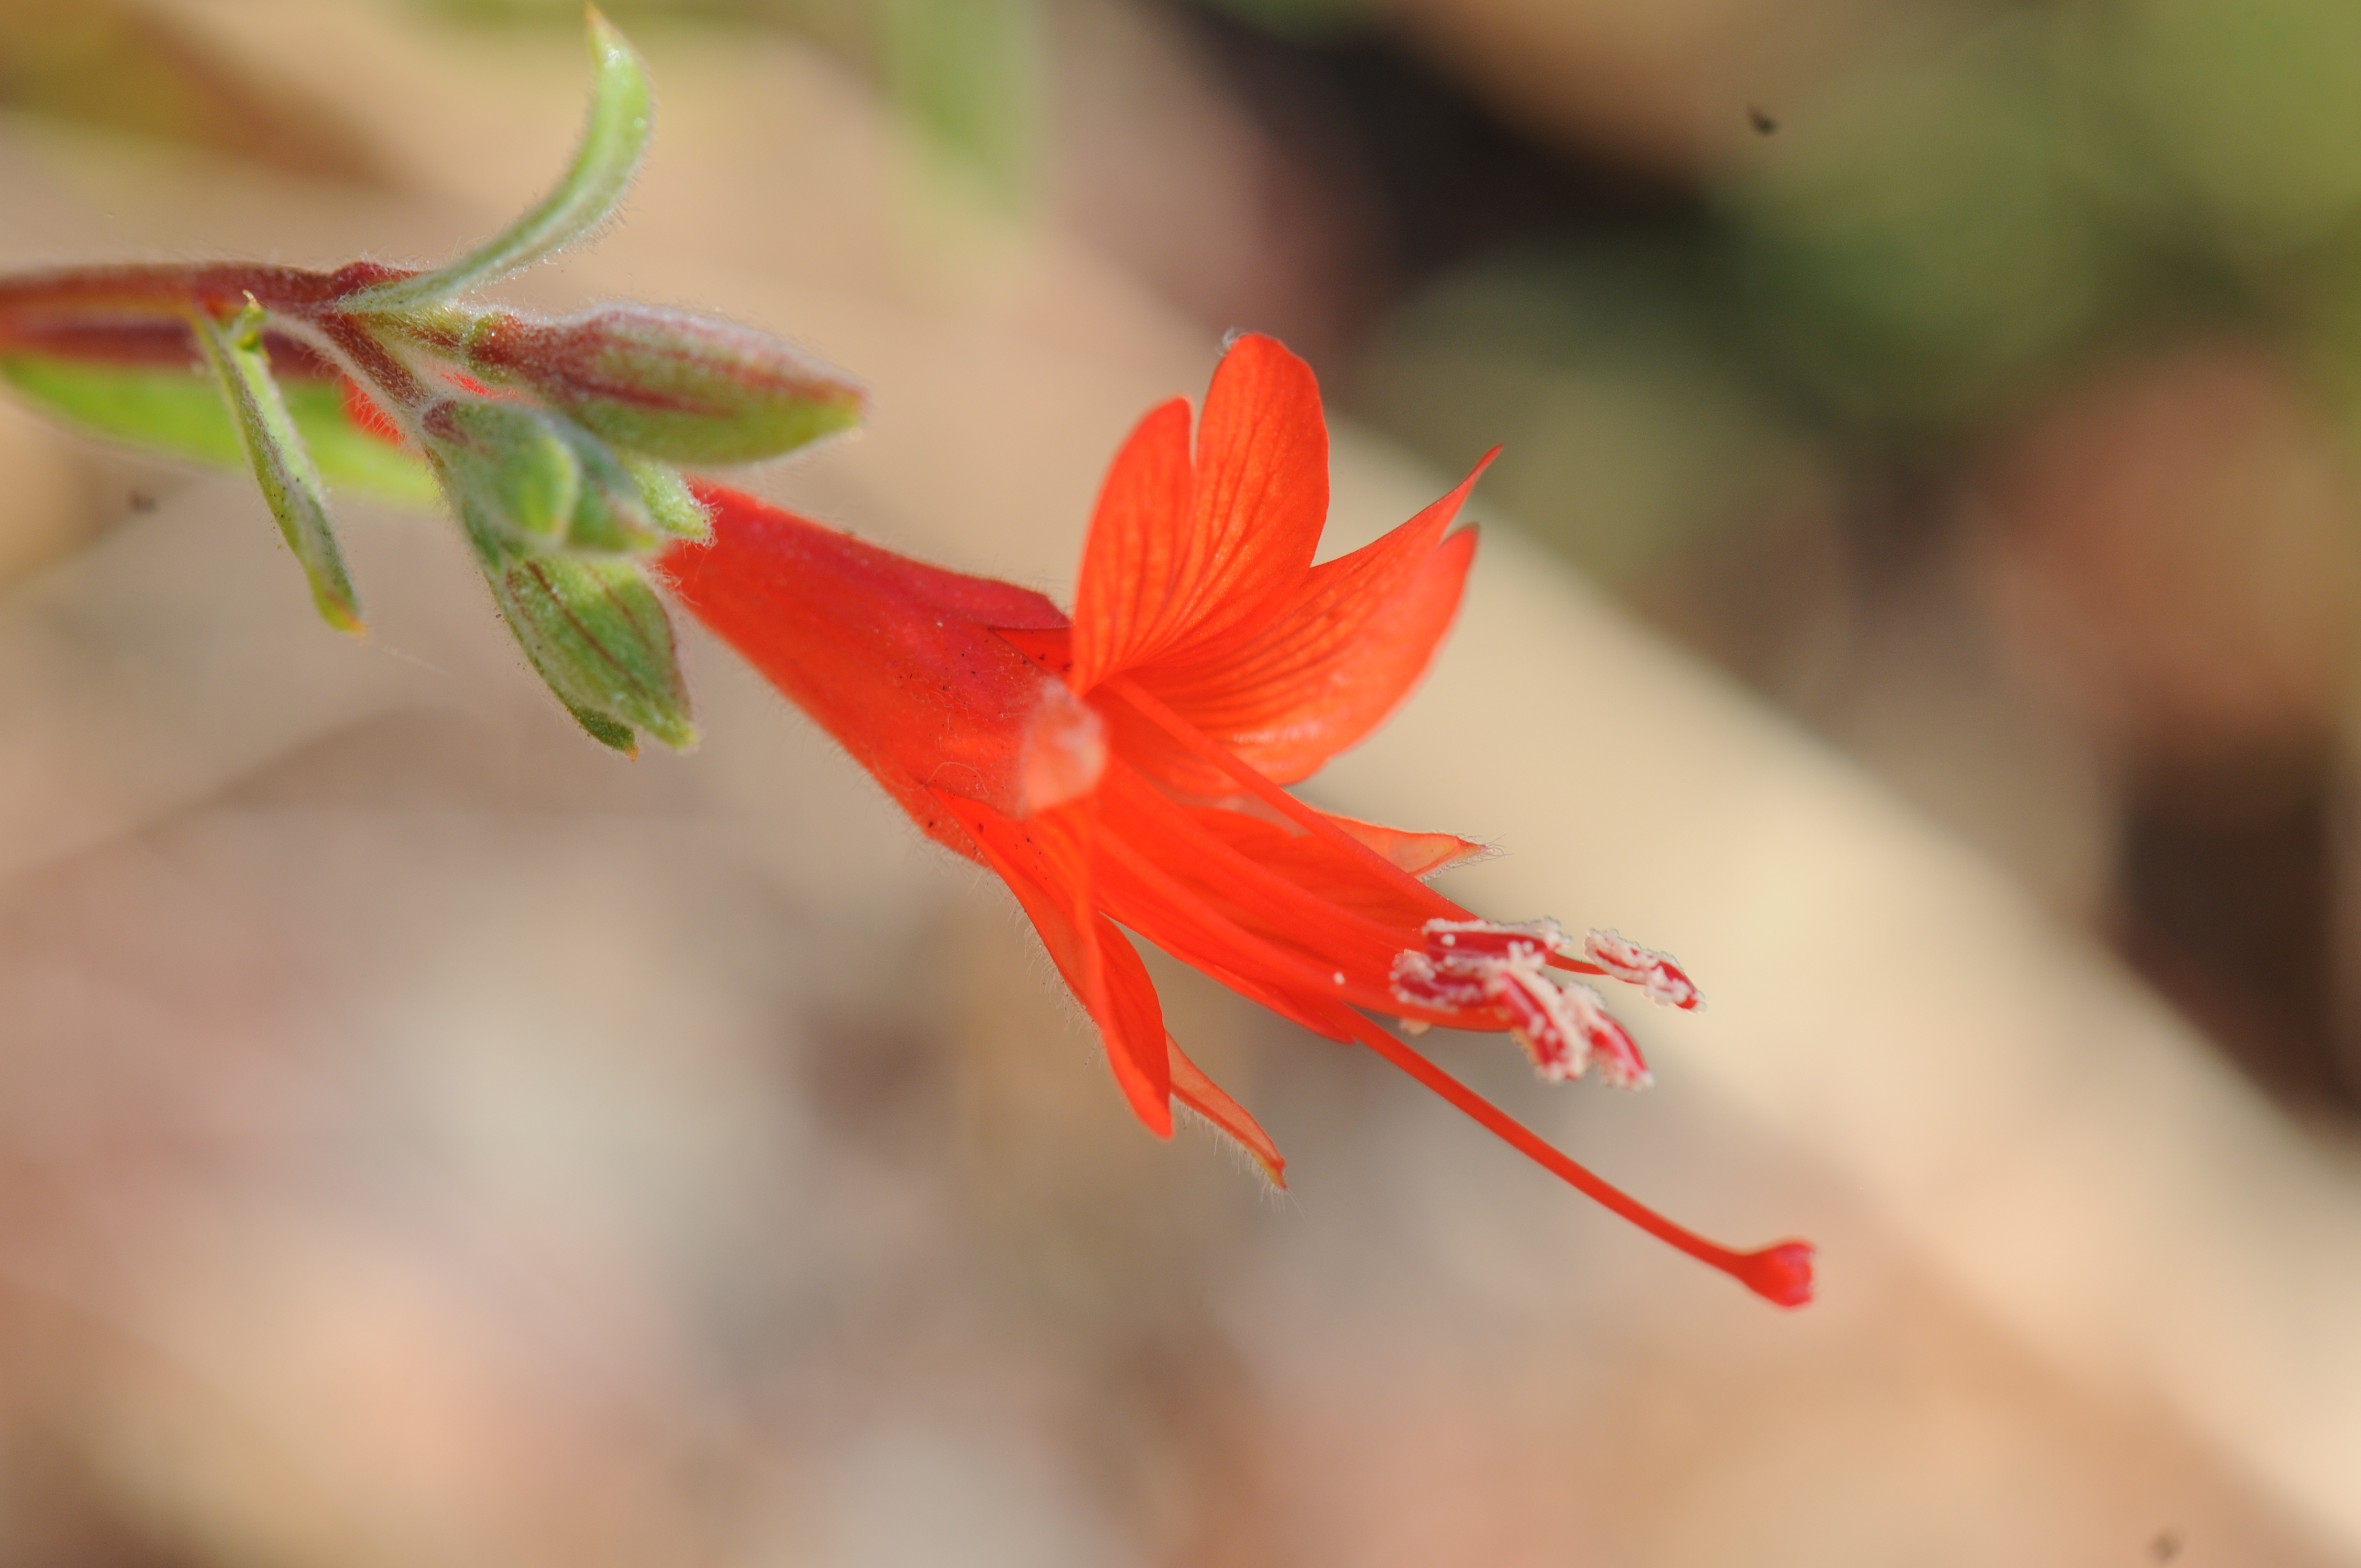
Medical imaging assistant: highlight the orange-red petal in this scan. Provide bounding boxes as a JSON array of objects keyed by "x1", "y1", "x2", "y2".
[
  {"x1": 1070, "y1": 398, "x2": 1192, "y2": 691},
  {"x1": 1095, "y1": 914, "x2": 1182, "y2": 1131},
  {"x1": 1168, "y1": 1038, "x2": 1287, "y2": 1186},
  {"x1": 1130, "y1": 456, "x2": 1486, "y2": 787},
  {"x1": 1183, "y1": 804, "x2": 1468, "y2": 928},
  {"x1": 934, "y1": 791, "x2": 1173, "y2": 1135},
  {"x1": 1069, "y1": 335, "x2": 1326, "y2": 690},
  {"x1": 1319, "y1": 809, "x2": 1490, "y2": 879}
]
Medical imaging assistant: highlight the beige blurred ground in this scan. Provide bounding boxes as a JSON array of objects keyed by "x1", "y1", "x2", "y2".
[{"x1": 0, "y1": 3, "x2": 2358, "y2": 1565}]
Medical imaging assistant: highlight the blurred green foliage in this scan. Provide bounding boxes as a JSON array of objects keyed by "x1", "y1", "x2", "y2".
[
  {"x1": 1358, "y1": 247, "x2": 1803, "y2": 590},
  {"x1": 1736, "y1": 20, "x2": 2117, "y2": 431},
  {"x1": 1190, "y1": 0, "x2": 1374, "y2": 42},
  {"x1": 406, "y1": 0, "x2": 1042, "y2": 214},
  {"x1": 878, "y1": 0, "x2": 1041, "y2": 212},
  {"x1": 0, "y1": 0, "x2": 390, "y2": 181},
  {"x1": 1350, "y1": 0, "x2": 2361, "y2": 608}
]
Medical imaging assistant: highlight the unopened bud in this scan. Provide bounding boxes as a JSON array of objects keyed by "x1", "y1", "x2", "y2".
[
  {"x1": 425, "y1": 398, "x2": 659, "y2": 556},
  {"x1": 461, "y1": 305, "x2": 863, "y2": 465},
  {"x1": 484, "y1": 552, "x2": 695, "y2": 754}
]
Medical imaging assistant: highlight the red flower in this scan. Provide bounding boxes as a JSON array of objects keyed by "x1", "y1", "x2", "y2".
[{"x1": 662, "y1": 336, "x2": 1813, "y2": 1306}]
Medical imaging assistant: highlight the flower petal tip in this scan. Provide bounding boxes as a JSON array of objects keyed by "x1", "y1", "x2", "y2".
[{"x1": 1119, "y1": 1083, "x2": 1175, "y2": 1141}]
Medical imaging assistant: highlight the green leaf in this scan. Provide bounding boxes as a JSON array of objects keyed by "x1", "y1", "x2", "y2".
[
  {"x1": 291, "y1": 385, "x2": 442, "y2": 507},
  {"x1": 192, "y1": 300, "x2": 362, "y2": 633},
  {"x1": 0, "y1": 353, "x2": 440, "y2": 507},
  {"x1": 342, "y1": 10, "x2": 651, "y2": 315}
]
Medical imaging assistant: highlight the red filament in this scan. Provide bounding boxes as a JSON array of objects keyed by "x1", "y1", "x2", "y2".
[{"x1": 1347, "y1": 1013, "x2": 1815, "y2": 1307}]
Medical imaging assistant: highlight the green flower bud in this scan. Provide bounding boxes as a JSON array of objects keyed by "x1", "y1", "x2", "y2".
[
  {"x1": 484, "y1": 551, "x2": 695, "y2": 754},
  {"x1": 460, "y1": 306, "x2": 863, "y2": 465},
  {"x1": 425, "y1": 398, "x2": 659, "y2": 557}
]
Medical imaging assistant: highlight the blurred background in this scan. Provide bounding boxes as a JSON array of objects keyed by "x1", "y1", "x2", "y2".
[{"x1": 4, "y1": 0, "x2": 2361, "y2": 1562}]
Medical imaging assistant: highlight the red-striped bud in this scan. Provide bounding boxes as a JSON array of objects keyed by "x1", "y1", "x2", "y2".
[{"x1": 461, "y1": 306, "x2": 863, "y2": 465}]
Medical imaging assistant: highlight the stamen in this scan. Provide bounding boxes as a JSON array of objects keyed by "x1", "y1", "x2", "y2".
[
  {"x1": 1584, "y1": 928, "x2": 1704, "y2": 1011},
  {"x1": 1392, "y1": 919, "x2": 1653, "y2": 1088},
  {"x1": 1504, "y1": 973, "x2": 1652, "y2": 1090},
  {"x1": 1423, "y1": 916, "x2": 1563, "y2": 962},
  {"x1": 1345, "y1": 1012, "x2": 1814, "y2": 1308}
]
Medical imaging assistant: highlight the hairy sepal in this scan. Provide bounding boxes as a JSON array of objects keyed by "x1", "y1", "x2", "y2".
[
  {"x1": 482, "y1": 552, "x2": 694, "y2": 754},
  {"x1": 425, "y1": 399, "x2": 660, "y2": 557}
]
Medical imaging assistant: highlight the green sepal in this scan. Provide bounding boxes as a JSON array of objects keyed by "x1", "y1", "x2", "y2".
[
  {"x1": 425, "y1": 399, "x2": 660, "y2": 556},
  {"x1": 0, "y1": 353, "x2": 439, "y2": 507},
  {"x1": 342, "y1": 11, "x2": 651, "y2": 315},
  {"x1": 482, "y1": 551, "x2": 695, "y2": 755},
  {"x1": 191, "y1": 300, "x2": 362, "y2": 633},
  {"x1": 564, "y1": 703, "x2": 641, "y2": 754},
  {"x1": 624, "y1": 453, "x2": 712, "y2": 541}
]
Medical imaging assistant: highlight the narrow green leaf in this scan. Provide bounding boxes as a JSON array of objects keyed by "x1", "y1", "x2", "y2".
[
  {"x1": 0, "y1": 354, "x2": 439, "y2": 507},
  {"x1": 192, "y1": 301, "x2": 362, "y2": 633},
  {"x1": 342, "y1": 11, "x2": 651, "y2": 315}
]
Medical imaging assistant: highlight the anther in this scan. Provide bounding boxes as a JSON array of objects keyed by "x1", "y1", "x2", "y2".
[{"x1": 1584, "y1": 928, "x2": 1703, "y2": 1011}]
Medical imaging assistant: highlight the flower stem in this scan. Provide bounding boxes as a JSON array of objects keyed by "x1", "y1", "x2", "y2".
[{"x1": 0, "y1": 262, "x2": 405, "y2": 333}]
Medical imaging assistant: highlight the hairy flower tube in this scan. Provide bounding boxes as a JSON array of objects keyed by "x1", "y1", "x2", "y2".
[{"x1": 662, "y1": 335, "x2": 1814, "y2": 1306}]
